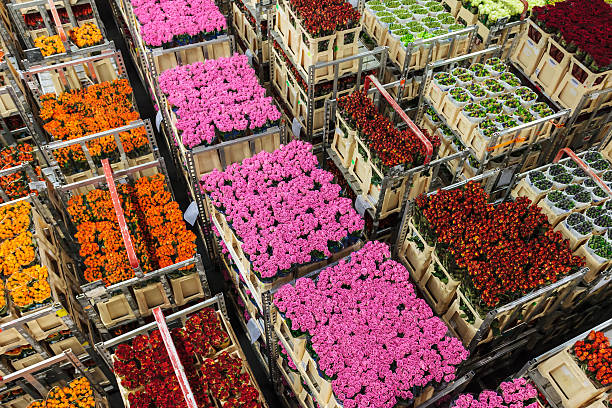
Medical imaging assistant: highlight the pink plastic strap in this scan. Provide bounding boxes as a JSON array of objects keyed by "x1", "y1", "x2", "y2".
[
  {"x1": 101, "y1": 159, "x2": 140, "y2": 270},
  {"x1": 47, "y1": 0, "x2": 67, "y2": 42},
  {"x1": 363, "y1": 75, "x2": 433, "y2": 164},
  {"x1": 153, "y1": 307, "x2": 198, "y2": 408}
]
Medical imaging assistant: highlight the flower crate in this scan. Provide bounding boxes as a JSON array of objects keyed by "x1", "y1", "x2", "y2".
[
  {"x1": 532, "y1": 39, "x2": 571, "y2": 98},
  {"x1": 274, "y1": 242, "x2": 469, "y2": 408},
  {"x1": 427, "y1": 82, "x2": 448, "y2": 111},
  {"x1": 553, "y1": 57, "x2": 610, "y2": 111},
  {"x1": 443, "y1": 0, "x2": 461, "y2": 16},
  {"x1": 455, "y1": 110, "x2": 480, "y2": 142},
  {"x1": 335, "y1": 26, "x2": 362, "y2": 74},
  {"x1": 232, "y1": 3, "x2": 269, "y2": 64},
  {"x1": 398, "y1": 220, "x2": 434, "y2": 282},
  {"x1": 97, "y1": 294, "x2": 137, "y2": 328},
  {"x1": 48, "y1": 335, "x2": 87, "y2": 357},
  {"x1": 574, "y1": 244, "x2": 611, "y2": 284},
  {"x1": 554, "y1": 218, "x2": 591, "y2": 251},
  {"x1": 443, "y1": 289, "x2": 486, "y2": 347},
  {"x1": 202, "y1": 141, "x2": 364, "y2": 311},
  {"x1": 159, "y1": 54, "x2": 283, "y2": 187},
  {"x1": 391, "y1": 44, "x2": 421, "y2": 73},
  {"x1": 511, "y1": 19, "x2": 550, "y2": 76},
  {"x1": 440, "y1": 93, "x2": 464, "y2": 126},
  {"x1": 457, "y1": 6, "x2": 478, "y2": 26},
  {"x1": 536, "y1": 347, "x2": 609, "y2": 408},
  {"x1": 419, "y1": 254, "x2": 460, "y2": 315},
  {"x1": 274, "y1": 0, "x2": 301, "y2": 58},
  {"x1": 510, "y1": 177, "x2": 548, "y2": 205},
  {"x1": 331, "y1": 129, "x2": 355, "y2": 169}
]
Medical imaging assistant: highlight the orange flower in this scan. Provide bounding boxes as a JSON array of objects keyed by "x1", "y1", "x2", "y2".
[
  {"x1": 29, "y1": 376, "x2": 95, "y2": 408},
  {"x1": 69, "y1": 23, "x2": 103, "y2": 48},
  {"x1": 39, "y1": 80, "x2": 149, "y2": 175},
  {"x1": 34, "y1": 35, "x2": 66, "y2": 56}
]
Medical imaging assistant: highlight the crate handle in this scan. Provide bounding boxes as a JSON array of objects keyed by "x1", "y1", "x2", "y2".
[
  {"x1": 553, "y1": 148, "x2": 612, "y2": 197},
  {"x1": 363, "y1": 74, "x2": 433, "y2": 164},
  {"x1": 486, "y1": 137, "x2": 526, "y2": 151},
  {"x1": 520, "y1": 0, "x2": 528, "y2": 20},
  {"x1": 101, "y1": 159, "x2": 142, "y2": 274}
]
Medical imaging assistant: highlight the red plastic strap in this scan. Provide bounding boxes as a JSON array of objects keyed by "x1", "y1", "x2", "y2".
[
  {"x1": 519, "y1": 0, "x2": 528, "y2": 20},
  {"x1": 363, "y1": 75, "x2": 433, "y2": 164},
  {"x1": 153, "y1": 307, "x2": 198, "y2": 408},
  {"x1": 101, "y1": 159, "x2": 140, "y2": 270},
  {"x1": 47, "y1": 0, "x2": 67, "y2": 42},
  {"x1": 553, "y1": 148, "x2": 612, "y2": 196}
]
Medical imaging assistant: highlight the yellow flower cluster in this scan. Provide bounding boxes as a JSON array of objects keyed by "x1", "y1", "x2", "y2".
[
  {"x1": 34, "y1": 35, "x2": 66, "y2": 57},
  {"x1": 70, "y1": 23, "x2": 103, "y2": 48}
]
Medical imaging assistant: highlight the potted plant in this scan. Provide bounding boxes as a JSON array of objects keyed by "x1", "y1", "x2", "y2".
[
  {"x1": 594, "y1": 214, "x2": 612, "y2": 233},
  {"x1": 552, "y1": 173, "x2": 574, "y2": 188},
  {"x1": 566, "y1": 184, "x2": 585, "y2": 196},
  {"x1": 466, "y1": 83, "x2": 486, "y2": 102},
  {"x1": 586, "y1": 235, "x2": 612, "y2": 263},
  {"x1": 545, "y1": 190, "x2": 565, "y2": 206},
  {"x1": 481, "y1": 98, "x2": 503, "y2": 118},
  {"x1": 503, "y1": 97, "x2": 521, "y2": 114},
  {"x1": 553, "y1": 198, "x2": 576, "y2": 213},
  {"x1": 589, "y1": 159, "x2": 611, "y2": 174},
  {"x1": 584, "y1": 151, "x2": 603, "y2": 164},
  {"x1": 516, "y1": 87, "x2": 538, "y2": 106},
  {"x1": 425, "y1": 106, "x2": 441, "y2": 124},
  {"x1": 447, "y1": 87, "x2": 470, "y2": 108},
  {"x1": 593, "y1": 186, "x2": 609, "y2": 202},
  {"x1": 462, "y1": 103, "x2": 487, "y2": 123},
  {"x1": 438, "y1": 14, "x2": 456, "y2": 28},
  {"x1": 469, "y1": 63, "x2": 490, "y2": 82},
  {"x1": 570, "y1": 220, "x2": 594, "y2": 240},
  {"x1": 602, "y1": 171, "x2": 612, "y2": 183},
  {"x1": 566, "y1": 212, "x2": 586, "y2": 227},
  {"x1": 528, "y1": 170, "x2": 545, "y2": 185},
  {"x1": 433, "y1": 72, "x2": 456, "y2": 91},
  {"x1": 495, "y1": 114, "x2": 519, "y2": 130},
  {"x1": 547, "y1": 163, "x2": 567, "y2": 178},
  {"x1": 483, "y1": 79, "x2": 505, "y2": 97},
  {"x1": 573, "y1": 168, "x2": 588, "y2": 182},
  {"x1": 573, "y1": 191, "x2": 593, "y2": 208},
  {"x1": 498, "y1": 73, "x2": 519, "y2": 94},
  {"x1": 530, "y1": 102, "x2": 553, "y2": 119},
  {"x1": 586, "y1": 205, "x2": 605, "y2": 222},
  {"x1": 533, "y1": 178, "x2": 553, "y2": 193}
]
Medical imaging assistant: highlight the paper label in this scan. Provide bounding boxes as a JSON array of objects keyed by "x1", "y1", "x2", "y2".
[
  {"x1": 28, "y1": 181, "x2": 46, "y2": 191},
  {"x1": 155, "y1": 110, "x2": 163, "y2": 131},
  {"x1": 549, "y1": 58, "x2": 557, "y2": 66},
  {"x1": 355, "y1": 195, "x2": 373, "y2": 216},
  {"x1": 245, "y1": 49, "x2": 254, "y2": 66},
  {"x1": 183, "y1": 201, "x2": 199, "y2": 226},
  {"x1": 57, "y1": 308, "x2": 68, "y2": 317},
  {"x1": 292, "y1": 117, "x2": 302, "y2": 138},
  {"x1": 247, "y1": 318, "x2": 261, "y2": 343}
]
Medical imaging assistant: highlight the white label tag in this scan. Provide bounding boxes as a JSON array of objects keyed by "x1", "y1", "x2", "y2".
[
  {"x1": 292, "y1": 117, "x2": 302, "y2": 138},
  {"x1": 549, "y1": 58, "x2": 557, "y2": 66},
  {"x1": 355, "y1": 195, "x2": 373, "y2": 216},
  {"x1": 527, "y1": 39, "x2": 535, "y2": 47},
  {"x1": 571, "y1": 78, "x2": 580, "y2": 87},
  {"x1": 155, "y1": 110, "x2": 163, "y2": 131},
  {"x1": 247, "y1": 318, "x2": 261, "y2": 343},
  {"x1": 28, "y1": 181, "x2": 46, "y2": 191},
  {"x1": 245, "y1": 49, "x2": 254, "y2": 66},
  {"x1": 183, "y1": 201, "x2": 199, "y2": 226}
]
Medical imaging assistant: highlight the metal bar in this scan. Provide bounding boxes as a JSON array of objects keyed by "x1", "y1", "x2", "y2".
[
  {"x1": 152, "y1": 307, "x2": 198, "y2": 408},
  {"x1": 553, "y1": 148, "x2": 612, "y2": 197},
  {"x1": 45, "y1": 121, "x2": 147, "y2": 150},
  {"x1": 58, "y1": 159, "x2": 161, "y2": 192}
]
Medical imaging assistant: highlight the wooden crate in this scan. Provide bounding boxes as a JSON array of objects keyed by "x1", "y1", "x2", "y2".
[
  {"x1": 532, "y1": 39, "x2": 572, "y2": 98},
  {"x1": 443, "y1": 289, "x2": 485, "y2": 347},
  {"x1": 553, "y1": 57, "x2": 610, "y2": 111},
  {"x1": 233, "y1": 3, "x2": 270, "y2": 64},
  {"x1": 418, "y1": 255, "x2": 459, "y2": 315},
  {"x1": 537, "y1": 198, "x2": 571, "y2": 227},
  {"x1": 536, "y1": 348, "x2": 610, "y2": 408},
  {"x1": 97, "y1": 294, "x2": 136, "y2": 328},
  {"x1": 152, "y1": 40, "x2": 231, "y2": 75},
  {"x1": 439, "y1": 94, "x2": 464, "y2": 126},
  {"x1": 443, "y1": 0, "x2": 461, "y2": 16},
  {"x1": 398, "y1": 220, "x2": 434, "y2": 282},
  {"x1": 170, "y1": 272, "x2": 206, "y2": 306},
  {"x1": 331, "y1": 130, "x2": 355, "y2": 169},
  {"x1": 455, "y1": 111, "x2": 480, "y2": 143},
  {"x1": 335, "y1": 25, "x2": 361, "y2": 74},
  {"x1": 274, "y1": 0, "x2": 301, "y2": 59},
  {"x1": 426, "y1": 82, "x2": 448, "y2": 111},
  {"x1": 392, "y1": 44, "x2": 422, "y2": 72},
  {"x1": 511, "y1": 20, "x2": 550, "y2": 77},
  {"x1": 48, "y1": 335, "x2": 87, "y2": 357},
  {"x1": 457, "y1": 6, "x2": 478, "y2": 26}
]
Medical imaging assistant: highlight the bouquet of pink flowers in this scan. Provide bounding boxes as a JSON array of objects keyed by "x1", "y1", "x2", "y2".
[
  {"x1": 274, "y1": 241, "x2": 469, "y2": 408},
  {"x1": 452, "y1": 378, "x2": 539, "y2": 408},
  {"x1": 200, "y1": 140, "x2": 363, "y2": 280},
  {"x1": 159, "y1": 54, "x2": 281, "y2": 148},
  {"x1": 131, "y1": 0, "x2": 227, "y2": 47}
]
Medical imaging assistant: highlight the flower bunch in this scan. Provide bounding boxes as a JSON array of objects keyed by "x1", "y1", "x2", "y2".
[
  {"x1": 0, "y1": 202, "x2": 52, "y2": 311},
  {"x1": 532, "y1": 0, "x2": 612, "y2": 71},
  {"x1": 39, "y1": 79, "x2": 149, "y2": 175},
  {"x1": 415, "y1": 181, "x2": 583, "y2": 308},
  {"x1": 114, "y1": 309, "x2": 262, "y2": 408},
  {"x1": 69, "y1": 23, "x2": 103, "y2": 48},
  {"x1": 0, "y1": 144, "x2": 43, "y2": 202},
  {"x1": 289, "y1": 0, "x2": 360, "y2": 37},
  {"x1": 573, "y1": 330, "x2": 612, "y2": 385},
  {"x1": 158, "y1": 55, "x2": 281, "y2": 148},
  {"x1": 67, "y1": 174, "x2": 196, "y2": 285},
  {"x1": 452, "y1": 378, "x2": 538, "y2": 408},
  {"x1": 34, "y1": 35, "x2": 65, "y2": 56},
  {"x1": 274, "y1": 241, "x2": 468, "y2": 408},
  {"x1": 28, "y1": 377, "x2": 95, "y2": 408},
  {"x1": 202, "y1": 140, "x2": 363, "y2": 279},
  {"x1": 131, "y1": 0, "x2": 227, "y2": 47},
  {"x1": 337, "y1": 90, "x2": 439, "y2": 169}
]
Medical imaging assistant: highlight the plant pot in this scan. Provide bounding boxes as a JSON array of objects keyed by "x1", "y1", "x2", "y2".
[
  {"x1": 447, "y1": 94, "x2": 469, "y2": 108},
  {"x1": 518, "y1": 96, "x2": 537, "y2": 107},
  {"x1": 433, "y1": 78, "x2": 455, "y2": 92},
  {"x1": 567, "y1": 221, "x2": 592, "y2": 241},
  {"x1": 585, "y1": 244, "x2": 610, "y2": 264}
]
